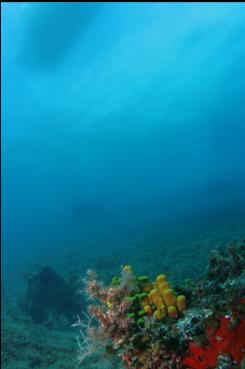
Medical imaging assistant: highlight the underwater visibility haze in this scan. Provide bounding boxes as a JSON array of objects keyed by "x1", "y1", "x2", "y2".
[{"x1": 1, "y1": 3, "x2": 245, "y2": 369}]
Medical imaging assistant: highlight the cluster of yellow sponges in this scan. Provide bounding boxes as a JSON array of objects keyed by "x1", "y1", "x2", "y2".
[
  {"x1": 144, "y1": 274, "x2": 187, "y2": 320},
  {"x1": 121, "y1": 266, "x2": 187, "y2": 322}
]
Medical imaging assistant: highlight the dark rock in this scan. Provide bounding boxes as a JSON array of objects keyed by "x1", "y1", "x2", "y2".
[{"x1": 18, "y1": 266, "x2": 82, "y2": 328}]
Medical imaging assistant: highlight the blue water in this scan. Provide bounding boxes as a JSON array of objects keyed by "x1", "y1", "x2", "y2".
[{"x1": 2, "y1": 3, "x2": 245, "y2": 305}]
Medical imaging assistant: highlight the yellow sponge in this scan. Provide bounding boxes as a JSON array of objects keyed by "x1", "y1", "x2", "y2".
[
  {"x1": 156, "y1": 274, "x2": 167, "y2": 284},
  {"x1": 158, "y1": 282, "x2": 170, "y2": 294},
  {"x1": 123, "y1": 265, "x2": 133, "y2": 273},
  {"x1": 177, "y1": 295, "x2": 187, "y2": 312},
  {"x1": 144, "y1": 305, "x2": 153, "y2": 316},
  {"x1": 168, "y1": 305, "x2": 178, "y2": 319},
  {"x1": 149, "y1": 289, "x2": 164, "y2": 309},
  {"x1": 163, "y1": 289, "x2": 177, "y2": 306},
  {"x1": 153, "y1": 308, "x2": 166, "y2": 321}
]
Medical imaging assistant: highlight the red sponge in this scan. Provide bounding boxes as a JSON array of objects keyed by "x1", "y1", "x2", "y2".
[{"x1": 184, "y1": 315, "x2": 245, "y2": 369}]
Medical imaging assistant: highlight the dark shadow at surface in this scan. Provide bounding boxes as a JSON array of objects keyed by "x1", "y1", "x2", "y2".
[{"x1": 19, "y1": 3, "x2": 102, "y2": 69}]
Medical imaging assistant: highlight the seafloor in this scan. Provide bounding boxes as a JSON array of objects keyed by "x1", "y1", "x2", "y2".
[{"x1": 2, "y1": 215, "x2": 245, "y2": 369}]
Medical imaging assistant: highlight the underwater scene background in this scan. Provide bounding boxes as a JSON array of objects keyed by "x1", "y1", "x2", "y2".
[{"x1": 1, "y1": 3, "x2": 245, "y2": 369}]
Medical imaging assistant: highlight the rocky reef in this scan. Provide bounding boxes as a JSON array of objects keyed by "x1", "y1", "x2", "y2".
[{"x1": 78, "y1": 239, "x2": 245, "y2": 369}]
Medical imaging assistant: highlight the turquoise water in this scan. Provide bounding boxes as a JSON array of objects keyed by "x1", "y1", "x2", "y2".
[{"x1": 1, "y1": 3, "x2": 245, "y2": 368}]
